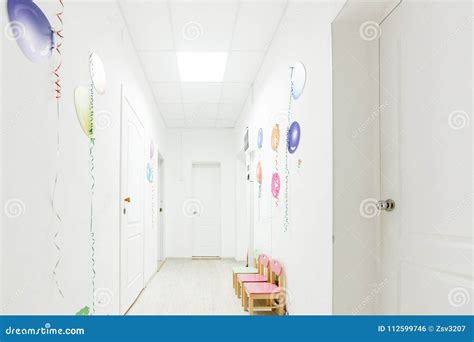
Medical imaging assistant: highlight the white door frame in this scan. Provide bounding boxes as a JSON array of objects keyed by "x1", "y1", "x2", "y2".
[{"x1": 119, "y1": 86, "x2": 146, "y2": 314}]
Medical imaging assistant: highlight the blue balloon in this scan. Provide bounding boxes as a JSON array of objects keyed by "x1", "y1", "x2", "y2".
[
  {"x1": 7, "y1": 0, "x2": 53, "y2": 63},
  {"x1": 287, "y1": 121, "x2": 301, "y2": 154},
  {"x1": 257, "y1": 128, "x2": 263, "y2": 149},
  {"x1": 146, "y1": 162, "x2": 153, "y2": 183}
]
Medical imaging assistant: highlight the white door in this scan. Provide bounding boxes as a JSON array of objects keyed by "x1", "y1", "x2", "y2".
[
  {"x1": 120, "y1": 93, "x2": 145, "y2": 314},
  {"x1": 379, "y1": 1, "x2": 472, "y2": 314},
  {"x1": 192, "y1": 164, "x2": 221, "y2": 257}
]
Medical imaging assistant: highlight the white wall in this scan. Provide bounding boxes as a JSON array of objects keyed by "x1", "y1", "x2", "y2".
[
  {"x1": 164, "y1": 129, "x2": 236, "y2": 258},
  {"x1": 1, "y1": 1, "x2": 166, "y2": 314},
  {"x1": 234, "y1": 1, "x2": 344, "y2": 314},
  {"x1": 234, "y1": 152, "x2": 250, "y2": 261}
]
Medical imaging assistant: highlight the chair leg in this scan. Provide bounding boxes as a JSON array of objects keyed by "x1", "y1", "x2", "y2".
[
  {"x1": 249, "y1": 296, "x2": 254, "y2": 315},
  {"x1": 277, "y1": 293, "x2": 285, "y2": 316},
  {"x1": 243, "y1": 290, "x2": 248, "y2": 311}
]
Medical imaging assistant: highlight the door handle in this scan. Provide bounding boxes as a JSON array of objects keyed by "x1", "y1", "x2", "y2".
[
  {"x1": 123, "y1": 197, "x2": 131, "y2": 215},
  {"x1": 377, "y1": 199, "x2": 395, "y2": 212}
]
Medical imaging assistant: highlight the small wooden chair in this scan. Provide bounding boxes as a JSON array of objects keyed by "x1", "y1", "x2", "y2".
[
  {"x1": 235, "y1": 254, "x2": 270, "y2": 298},
  {"x1": 232, "y1": 251, "x2": 259, "y2": 291},
  {"x1": 242, "y1": 259, "x2": 286, "y2": 315}
]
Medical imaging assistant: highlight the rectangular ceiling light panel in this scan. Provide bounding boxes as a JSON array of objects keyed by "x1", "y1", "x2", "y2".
[{"x1": 177, "y1": 52, "x2": 228, "y2": 82}]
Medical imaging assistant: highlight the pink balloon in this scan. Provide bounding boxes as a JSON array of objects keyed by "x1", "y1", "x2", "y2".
[
  {"x1": 150, "y1": 140, "x2": 155, "y2": 159},
  {"x1": 271, "y1": 172, "x2": 280, "y2": 199}
]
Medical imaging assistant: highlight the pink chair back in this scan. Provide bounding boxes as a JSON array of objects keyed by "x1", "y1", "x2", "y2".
[
  {"x1": 259, "y1": 254, "x2": 269, "y2": 267},
  {"x1": 270, "y1": 259, "x2": 283, "y2": 276}
]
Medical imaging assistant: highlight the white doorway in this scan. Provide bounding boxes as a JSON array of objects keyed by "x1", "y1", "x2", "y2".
[
  {"x1": 378, "y1": 0, "x2": 473, "y2": 314},
  {"x1": 332, "y1": 0, "x2": 472, "y2": 315},
  {"x1": 192, "y1": 163, "x2": 221, "y2": 257},
  {"x1": 120, "y1": 90, "x2": 146, "y2": 314},
  {"x1": 157, "y1": 154, "x2": 165, "y2": 266}
]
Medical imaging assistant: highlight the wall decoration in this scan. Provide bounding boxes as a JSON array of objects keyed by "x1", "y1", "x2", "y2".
[
  {"x1": 282, "y1": 62, "x2": 306, "y2": 231},
  {"x1": 89, "y1": 53, "x2": 106, "y2": 95},
  {"x1": 146, "y1": 162, "x2": 154, "y2": 183},
  {"x1": 291, "y1": 61, "x2": 306, "y2": 100},
  {"x1": 74, "y1": 87, "x2": 93, "y2": 137},
  {"x1": 6, "y1": 0, "x2": 54, "y2": 63},
  {"x1": 271, "y1": 124, "x2": 280, "y2": 206},
  {"x1": 75, "y1": 306, "x2": 90, "y2": 316},
  {"x1": 288, "y1": 121, "x2": 301, "y2": 154},
  {"x1": 271, "y1": 124, "x2": 280, "y2": 152},
  {"x1": 51, "y1": 0, "x2": 65, "y2": 299},
  {"x1": 256, "y1": 161, "x2": 263, "y2": 184},
  {"x1": 271, "y1": 172, "x2": 281, "y2": 199},
  {"x1": 256, "y1": 161, "x2": 262, "y2": 198},
  {"x1": 149, "y1": 141, "x2": 157, "y2": 233},
  {"x1": 257, "y1": 128, "x2": 263, "y2": 149},
  {"x1": 150, "y1": 140, "x2": 155, "y2": 159},
  {"x1": 85, "y1": 52, "x2": 106, "y2": 314}
]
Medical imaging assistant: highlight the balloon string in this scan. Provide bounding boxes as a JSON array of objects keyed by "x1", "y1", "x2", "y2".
[
  {"x1": 284, "y1": 68, "x2": 294, "y2": 232},
  {"x1": 52, "y1": 101, "x2": 64, "y2": 298},
  {"x1": 89, "y1": 77, "x2": 96, "y2": 315},
  {"x1": 52, "y1": 0, "x2": 65, "y2": 298}
]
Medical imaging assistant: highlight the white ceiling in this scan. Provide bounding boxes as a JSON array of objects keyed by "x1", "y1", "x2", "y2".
[{"x1": 120, "y1": 0, "x2": 287, "y2": 128}]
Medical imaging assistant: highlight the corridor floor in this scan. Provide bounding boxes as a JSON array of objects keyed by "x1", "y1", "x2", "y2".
[{"x1": 128, "y1": 258, "x2": 247, "y2": 315}]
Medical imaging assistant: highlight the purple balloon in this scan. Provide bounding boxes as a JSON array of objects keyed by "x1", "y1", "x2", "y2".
[
  {"x1": 287, "y1": 121, "x2": 301, "y2": 154},
  {"x1": 7, "y1": 0, "x2": 53, "y2": 63},
  {"x1": 257, "y1": 128, "x2": 263, "y2": 149}
]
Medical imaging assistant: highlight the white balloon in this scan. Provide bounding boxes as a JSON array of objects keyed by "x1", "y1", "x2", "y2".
[
  {"x1": 89, "y1": 53, "x2": 106, "y2": 95},
  {"x1": 291, "y1": 61, "x2": 306, "y2": 100}
]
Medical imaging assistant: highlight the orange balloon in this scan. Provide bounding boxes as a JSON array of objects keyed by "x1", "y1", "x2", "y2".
[
  {"x1": 271, "y1": 124, "x2": 280, "y2": 151},
  {"x1": 256, "y1": 161, "x2": 262, "y2": 184}
]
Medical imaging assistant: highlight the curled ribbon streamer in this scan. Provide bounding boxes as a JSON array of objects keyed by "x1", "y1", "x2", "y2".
[
  {"x1": 271, "y1": 124, "x2": 280, "y2": 206},
  {"x1": 89, "y1": 60, "x2": 97, "y2": 314},
  {"x1": 53, "y1": 0, "x2": 64, "y2": 99},
  {"x1": 52, "y1": 0, "x2": 65, "y2": 299}
]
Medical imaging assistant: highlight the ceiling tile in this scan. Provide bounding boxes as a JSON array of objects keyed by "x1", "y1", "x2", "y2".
[
  {"x1": 159, "y1": 103, "x2": 184, "y2": 119},
  {"x1": 231, "y1": 0, "x2": 286, "y2": 51},
  {"x1": 184, "y1": 103, "x2": 219, "y2": 121},
  {"x1": 220, "y1": 83, "x2": 250, "y2": 103},
  {"x1": 171, "y1": 0, "x2": 238, "y2": 51},
  {"x1": 181, "y1": 83, "x2": 222, "y2": 103},
  {"x1": 216, "y1": 118, "x2": 235, "y2": 128},
  {"x1": 223, "y1": 52, "x2": 265, "y2": 82},
  {"x1": 166, "y1": 118, "x2": 186, "y2": 128},
  {"x1": 187, "y1": 119, "x2": 217, "y2": 128},
  {"x1": 218, "y1": 103, "x2": 243, "y2": 118},
  {"x1": 153, "y1": 83, "x2": 182, "y2": 103},
  {"x1": 140, "y1": 52, "x2": 180, "y2": 82},
  {"x1": 121, "y1": 1, "x2": 174, "y2": 50}
]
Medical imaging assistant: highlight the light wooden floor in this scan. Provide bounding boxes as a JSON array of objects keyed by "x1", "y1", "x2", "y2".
[{"x1": 127, "y1": 258, "x2": 247, "y2": 315}]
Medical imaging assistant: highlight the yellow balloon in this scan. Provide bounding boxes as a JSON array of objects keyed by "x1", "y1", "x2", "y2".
[
  {"x1": 271, "y1": 124, "x2": 280, "y2": 152},
  {"x1": 74, "y1": 86, "x2": 93, "y2": 138}
]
